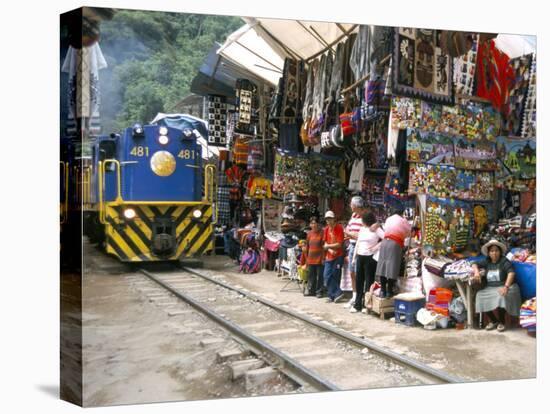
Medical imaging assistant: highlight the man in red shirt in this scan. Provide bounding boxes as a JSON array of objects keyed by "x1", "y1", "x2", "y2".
[{"x1": 322, "y1": 211, "x2": 346, "y2": 303}]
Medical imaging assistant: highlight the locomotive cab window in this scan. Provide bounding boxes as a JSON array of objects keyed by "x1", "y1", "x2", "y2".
[{"x1": 99, "y1": 141, "x2": 117, "y2": 171}]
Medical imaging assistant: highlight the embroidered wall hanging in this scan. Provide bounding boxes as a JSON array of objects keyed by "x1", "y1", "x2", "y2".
[
  {"x1": 406, "y1": 128, "x2": 454, "y2": 165},
  {"x1": 235, "y1": 79, "x2": 258, "y2": 134},
  {"x1": 408, "y1": 162, "x2": 456, "y2": 199},
  {"x1": 453, "y1": 136, "x2": 497, "y2": 170},
  {"x1": 496, "y1": 136, "x2": 536, "y2": 180},
  {"x1": 207, "y1": 95, "x2": 228, "y2": 146},
  {"x1": 504, "y1": 54, "x2": 532, "y2": 136},
  {"x1": 424, "y1": 196, "x2": 472, "y2": 255},
  {"x1": 280, "y1": 58, "x2": 303, "y2": 122},
  {"x1": 521, "y1": 54, "x2": 536, "y2": 138},
  {"x1": 390, "y1": 96, "x2": 421, "y2": 130},
  {"x1": 453, "y1": 34, "x2": 479, "y2": 97},
  {"x1": 392, "y1": 28, "x2": 454, "y2": 105},
  {"x1": 454, "y1": 169, "x2": 494, "y2": 201},
  {"x1": 494, "y1": 159, "x2": 535, "y2": 192},
  {"x1": 362, "y1": 172, "x2": 386, "y2": 206}
]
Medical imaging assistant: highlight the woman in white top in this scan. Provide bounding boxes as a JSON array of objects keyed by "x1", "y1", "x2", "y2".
[{"x1": 351, "y1": 212, "x2": 385, "y2": 313}]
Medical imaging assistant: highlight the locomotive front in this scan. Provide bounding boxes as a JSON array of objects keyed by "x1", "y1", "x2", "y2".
[{"x1": 89, "y1": 124, "x2": 216, "y2": 262}]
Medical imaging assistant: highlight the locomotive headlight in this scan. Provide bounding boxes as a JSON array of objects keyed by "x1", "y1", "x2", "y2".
[
  {"x1": 158, "y1": 135, "x2": 169, "y2": 145},
  {"x1": 123, "y1": 208, "x2": 136, "y2": 220},
  {"x1": 159, "y1": 126, "x2": 168, "y2": 136},
  {"x1": 192, "y1": 209, "x2": 202, "y2": 219}
]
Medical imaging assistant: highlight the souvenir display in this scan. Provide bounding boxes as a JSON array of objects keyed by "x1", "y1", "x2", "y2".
[
  {"x1": 496, "y1": 136, "x2": 536, "y2": 180},
  {"x1": 232, "y1": 135, "x2": 250, "y2": 166},
  {"x1": 280, "y1": 58, "x2": 304, "y2": 121},
  {"x1": 273, "y1": 150, "x2": 311, "y2": 196},
  {"x1": 406, "y1": 128, "x2": 454, "y2": 165},
  {"x1": 247, "y1": 141, "x2": 263, "y2": 175},
  {"x1": 392, "y1": 98, "x2": 501, "y2": 140},
  {"x1": 505, "y1": 54, "x2": 533, "y2": 136},
  {"x1": 424, "y1": 196, "x2": 472, "y2": 254},
  {"x1": 362, "y1": 172, "x2": 386, "y2": 206},
  {"x1": 520, "y1": 297, "x2": 536, "y2": 333},
  {"x1": 390, "y1": 96, "x2": 420, "y2": 129},
  {"x1": 454, "y1": 169, "x2": 494, "y2": 201},
  {"x1": 453, "y1": 34, "x2": 479, "y2": 97},
  {"x1": 392, "y1": 28, "x2": 454, "y2": 105},
  {"x1": 235, "y1": 78, "x2": 258, "y2": 134},
  {"x1": 408, "y1": 163, "x2": 456, "y2": 198},
  {"x1": 207, "y1": 95, "x2": 228, "y2": 146},
  {"x1": 453, "y1": 136, "x2": 497, "y2": 170},
  {"x1": 273, "y1": 150, "x2": 345, "y2": 198},
  {"x1": 521, "y1": 54, "x2": 536, "y2": 138}
]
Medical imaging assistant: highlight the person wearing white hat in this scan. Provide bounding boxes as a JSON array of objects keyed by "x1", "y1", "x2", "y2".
[
  {"x1": 322, "y1": 211, "x2": 346, "y2": 303},
  {"x1": 471, "y1": 239, "x2": 522, "y2": 332}
]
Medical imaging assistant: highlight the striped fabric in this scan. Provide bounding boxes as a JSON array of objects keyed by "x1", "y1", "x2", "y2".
[
  {"x1": 247, "y1": 142, "x2": 263, "y2": 174},
  {"x1": 346, "y1": 213, "x2": 363, "y2": 245},
  {"x1": 233, "y1": 136, "x2": 249, "y2": 166}
]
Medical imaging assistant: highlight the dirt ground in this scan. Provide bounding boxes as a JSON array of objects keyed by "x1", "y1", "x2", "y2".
[
  {"x1": 80, "y1": 245, "x2": 535, "y2": 406},
  {"x1": 198, "y1": 255, "x2": 536, "y2": 382},
  {"x1": 81, "y1": 244, "x2": 297, "y2": 406}
]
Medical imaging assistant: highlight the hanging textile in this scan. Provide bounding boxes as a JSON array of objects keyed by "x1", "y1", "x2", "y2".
[
  {"x1": 280, "y1": 58, "x2": 303, "y2": 121},
  {"x1": 408, "y1": 163, "x2": 456, "y2": 199},
  {"x1": 406, "y1": 128, "x2": 454, "y2": 165},
  {"x1": 475, "y1": 39, "x2": 514, "y2": 113},
  {"x1": 504, "y1": 53, "x2": 533, "y2": 136},
  {"x1": 348, "y1": 159, "x2": 365, "y2": 192},
  {"x1": 61, "y1": 43, "x2": 107, "y2": 136},
  {"x1": 370, "y1": 26, "x2": 393, "y2": 78},
  {"x1": 247, "y1": 141, "x2": 264, "y2": 175},
  {"x1": 349, "y1": 25, "x2": 371, "y2": 82},
  {"x1": 453, "y1": 136, "x2": 497, "y2": 170},
  {"x1": 207, "y1": 95, "x2": 228, "y2": 146},
  {"x1": 496, "y1": 136, "x2": 536, "y2": 180},
  {"x1": 235, "y1": 79, "x2": 258, "y2": 134},
  {"x1": 232, "y1": 135, "x2": 250, "y2": 166},
  {"x1": 391, "y1": 28, "x2": 454, "y2": 105},
  {"x1": 453, "y1": 34, "x2": 479, "y2": 97},
  {"x1": 362, "y1": 171, "x2": 385, "y2": 206},
  {"x1": 424, "y1": 196, "x2": 472, "y2": 254},
  {"x1": 217, "y1": 186, "x2": 231, "y2": 226},
  {"x1": 521, "y1": 54, "x2": 536, "y2": 138},
  {"x1": 454, "y1": 169, "x2": 494, "y2": 201}
]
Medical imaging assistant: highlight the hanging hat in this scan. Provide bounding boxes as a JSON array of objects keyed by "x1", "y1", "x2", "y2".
[{"x1": 481, "y1": 239, "x2": 508, "y2": 256}]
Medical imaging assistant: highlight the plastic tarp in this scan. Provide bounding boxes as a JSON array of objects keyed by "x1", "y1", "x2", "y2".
[{"x1": 151, "y1": 113, "x2": 220, "y2": 160}]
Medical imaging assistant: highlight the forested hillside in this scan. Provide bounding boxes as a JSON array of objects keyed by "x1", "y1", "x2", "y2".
[{"x1": 99, "y1": 9, "x2": 242, "y2": 133}]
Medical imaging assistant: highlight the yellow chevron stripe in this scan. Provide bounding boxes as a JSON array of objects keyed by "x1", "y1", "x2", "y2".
[
  {"x1": 124, "y1": 225, "x2": 154, "y2": 260},
  {"x1": 175, "y1": 225, "x2": 201, "y2": 257},
  {"x1": 187, "y1": 228, "x2": 212, "y2": 255},
  {"x1": 107, "y1": 226, "x2": 139, "y2": 261}
]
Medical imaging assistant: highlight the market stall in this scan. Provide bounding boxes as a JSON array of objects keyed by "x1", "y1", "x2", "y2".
[{"x1": 191, "y1": 21, "x2": 536, "y2": 333}]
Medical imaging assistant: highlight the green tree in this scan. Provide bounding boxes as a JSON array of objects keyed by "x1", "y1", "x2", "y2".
[{"x1": 98, "y1": 9, "x2": 242, "y2": 132}]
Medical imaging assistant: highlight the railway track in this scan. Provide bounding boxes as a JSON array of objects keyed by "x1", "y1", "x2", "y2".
[{"x1": 137, "y1": 266, "x2": 463, "y2": 392}]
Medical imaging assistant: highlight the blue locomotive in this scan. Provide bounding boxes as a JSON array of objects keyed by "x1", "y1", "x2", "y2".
[{"x1": 81, "y1": 122, "x2": 217, "y2": 262}]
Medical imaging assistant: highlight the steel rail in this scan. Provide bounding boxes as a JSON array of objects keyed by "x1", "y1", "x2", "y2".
[
  {"x1": 181, "y1": 266, "x2": 464, "y2": 385},
  {"x1": 138, "y1": 268, "x2": 340, "y2": 392}
]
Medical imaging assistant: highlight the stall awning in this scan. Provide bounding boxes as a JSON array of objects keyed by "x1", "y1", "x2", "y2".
[
  {"x1": 242, "y1": 17, "x2": 358, "y2": 61},
  {"x1": 190, "y1": 42, "x2": 277, "y2": 101},
  {"x1": 217, "y1": 24, "x2": 284, "y2": 85},
  {"x1": 494, "y1": 34, "x2": 536, "y2": 59}
]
